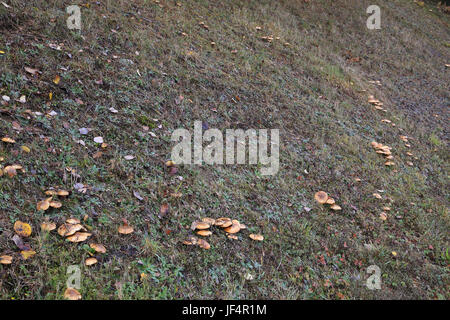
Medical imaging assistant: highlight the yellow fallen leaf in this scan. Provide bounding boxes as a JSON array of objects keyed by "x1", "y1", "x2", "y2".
[
  {"x1": 14, "y1": 221, "x2": 32, "y2": 237},
  {"x1": 21, "y1": 145, "x2": 31, "y2": 153},
  {"x1": 21, "y1": 250, "x2": 36, "y2": 260},
  {"x1": 53, "y1": 75, "x2": 60, "y2": 84}
]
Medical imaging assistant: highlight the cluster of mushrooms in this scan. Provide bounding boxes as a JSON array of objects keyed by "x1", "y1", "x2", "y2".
[
  {"x1": 371, "y1": 141, "x2": 395, "y2": 166},
  {"x1": 36, "y1": 188, "x2": 70, "y2": 211},
  {"x1": 183, "y1": 217, "x2": 264, "y2": 250},
  {"x1": 314, "y1": 191, "x2": 342, "y2": 211},
  {"x1": 368, "y1": 95, "x2": 387, "y2": 112}
]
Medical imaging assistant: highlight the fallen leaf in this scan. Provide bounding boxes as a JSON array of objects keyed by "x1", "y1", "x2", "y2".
[
  {"x1": 94, "y1": 137, "x2": 104, "y2": 144},
  {"x1": 21, "y1": 250, "x2": 36, "y2": 260},
  {"x1": 24, "y1": 67, "x2": 39, "y2": 75},
  {"x1": 133, "y1": 191, "x2": 143, "y2": 201},
  {"x1": 14, "y1": 221, "x2": 32, "y2": 237},
  {"x1": 21, "y1": 145, "x2": 31, "y2": 153}
]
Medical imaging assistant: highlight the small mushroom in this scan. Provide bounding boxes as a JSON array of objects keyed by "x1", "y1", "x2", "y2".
[
  {"x1": 314, "y1": 191, "x2": 328, "y2": 204},
  {"x1": 249, "y1": 234, "x2": 264, "y2": 241},
  {"x1": 197, "y1": 230, "x2": 212, "y2": 237},
  {"x1": 85, "y1": 257, "x2": 98, "y2": 266}
]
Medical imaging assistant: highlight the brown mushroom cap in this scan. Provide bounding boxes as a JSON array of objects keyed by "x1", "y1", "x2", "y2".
[
  {"x1": 214, "y1": 217, "x2": 232, "y2": 227},
  {"x1": 183, "y1": 236, "x2": 198, "y2": 245},
  {"x1": 330, "y1": 204, "x2": 342, "y2": 211},
  {"x1": 197, "y1": 238, "x2": 210, "y2": 249},
  {"x1": 58, "y1": 223, "x2": 85, "y2": 237},
  {"x1": 0, "y1": 255, "x2": 13, "y2": 264},
  {"x1": 66, "y1": 232, "x2": 92, "y2": 242},
  {"x1": 197, "y1": 230, "x2": 212, "y2": 236},
  {"x1": 64, "y1": 288, "x2": 81, "y2": 300},
  {"x1": 57, "y1": 190, "x2": 69, "y2": 196},
  {"x1": 85, "y1": 257, "x2": 98, "y2": 266},
  {"x1": 37, "y1": 198, "x2": 51, "y2": 211},
  {"x1": 325, "y1": 198, "x2": 335, "y2": 205},
  {"x1": 224, "y1": 222, "x2": 240, "y2": 234},
  {"x1": 50, "y1": 201, "x2": 62, "y2": 208},
  {"x1": 227, "y1": 234, "x2": 238, "y2": 240},
  {"x1": 118, "y1": 225, "x2": 134, "y2": 235},
  {"x1": 41, "y1": 222, "x2": 56, "y2": 232},
  {"x1": 66, "y1": 218, "x2": 81, "y2": 225},
  {"x1": 249, "y1": 234, "x2": 264, "y2": 241},
  {"x1": 90, "y1": 243, "x2": 106, "y2": 253},
  {"x1": 192, "y1": 221, "x2": 211, "y2": 230},
  {"x1": 201, "y1": 217, "x2": 216, "y2": 225},
  {"x1": 314, "y1": 191, "x2": 328, "y2": 204}
]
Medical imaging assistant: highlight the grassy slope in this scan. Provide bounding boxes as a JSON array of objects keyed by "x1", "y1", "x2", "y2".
[{"x1": 0, "y1": 0, "x2": 448, "y2": 299}]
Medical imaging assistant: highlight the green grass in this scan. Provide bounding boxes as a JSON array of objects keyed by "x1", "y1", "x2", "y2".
[{"x1": 0, "y1": 0, "x2": 449, "y2": 300}]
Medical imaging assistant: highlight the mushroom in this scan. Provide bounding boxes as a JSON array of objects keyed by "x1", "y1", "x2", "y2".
[
  {"x1": 197, "y1": 230, "x2": 212, "y2": 237},
  {"x1": 85, "y1": 257, "x2": 98, "y2": 266},
  {"x1": 90, "y1": 243, "x2": 106, "y2": 253},
  {"x1": 64, "y1": 288, "x2": 81, "y2": 300},
  {"x1": 249, "y1": 234, "x2": 264, "y2": 241},
  {"x1": 197, "y1": 238, "x2": 210, "y2": 250},
  {"x1": 314, "y1": 191, "x2": 328, "y2": 204},
  {"x1": 224, "y1": 221, "x2": 241, "y2": 234}
]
